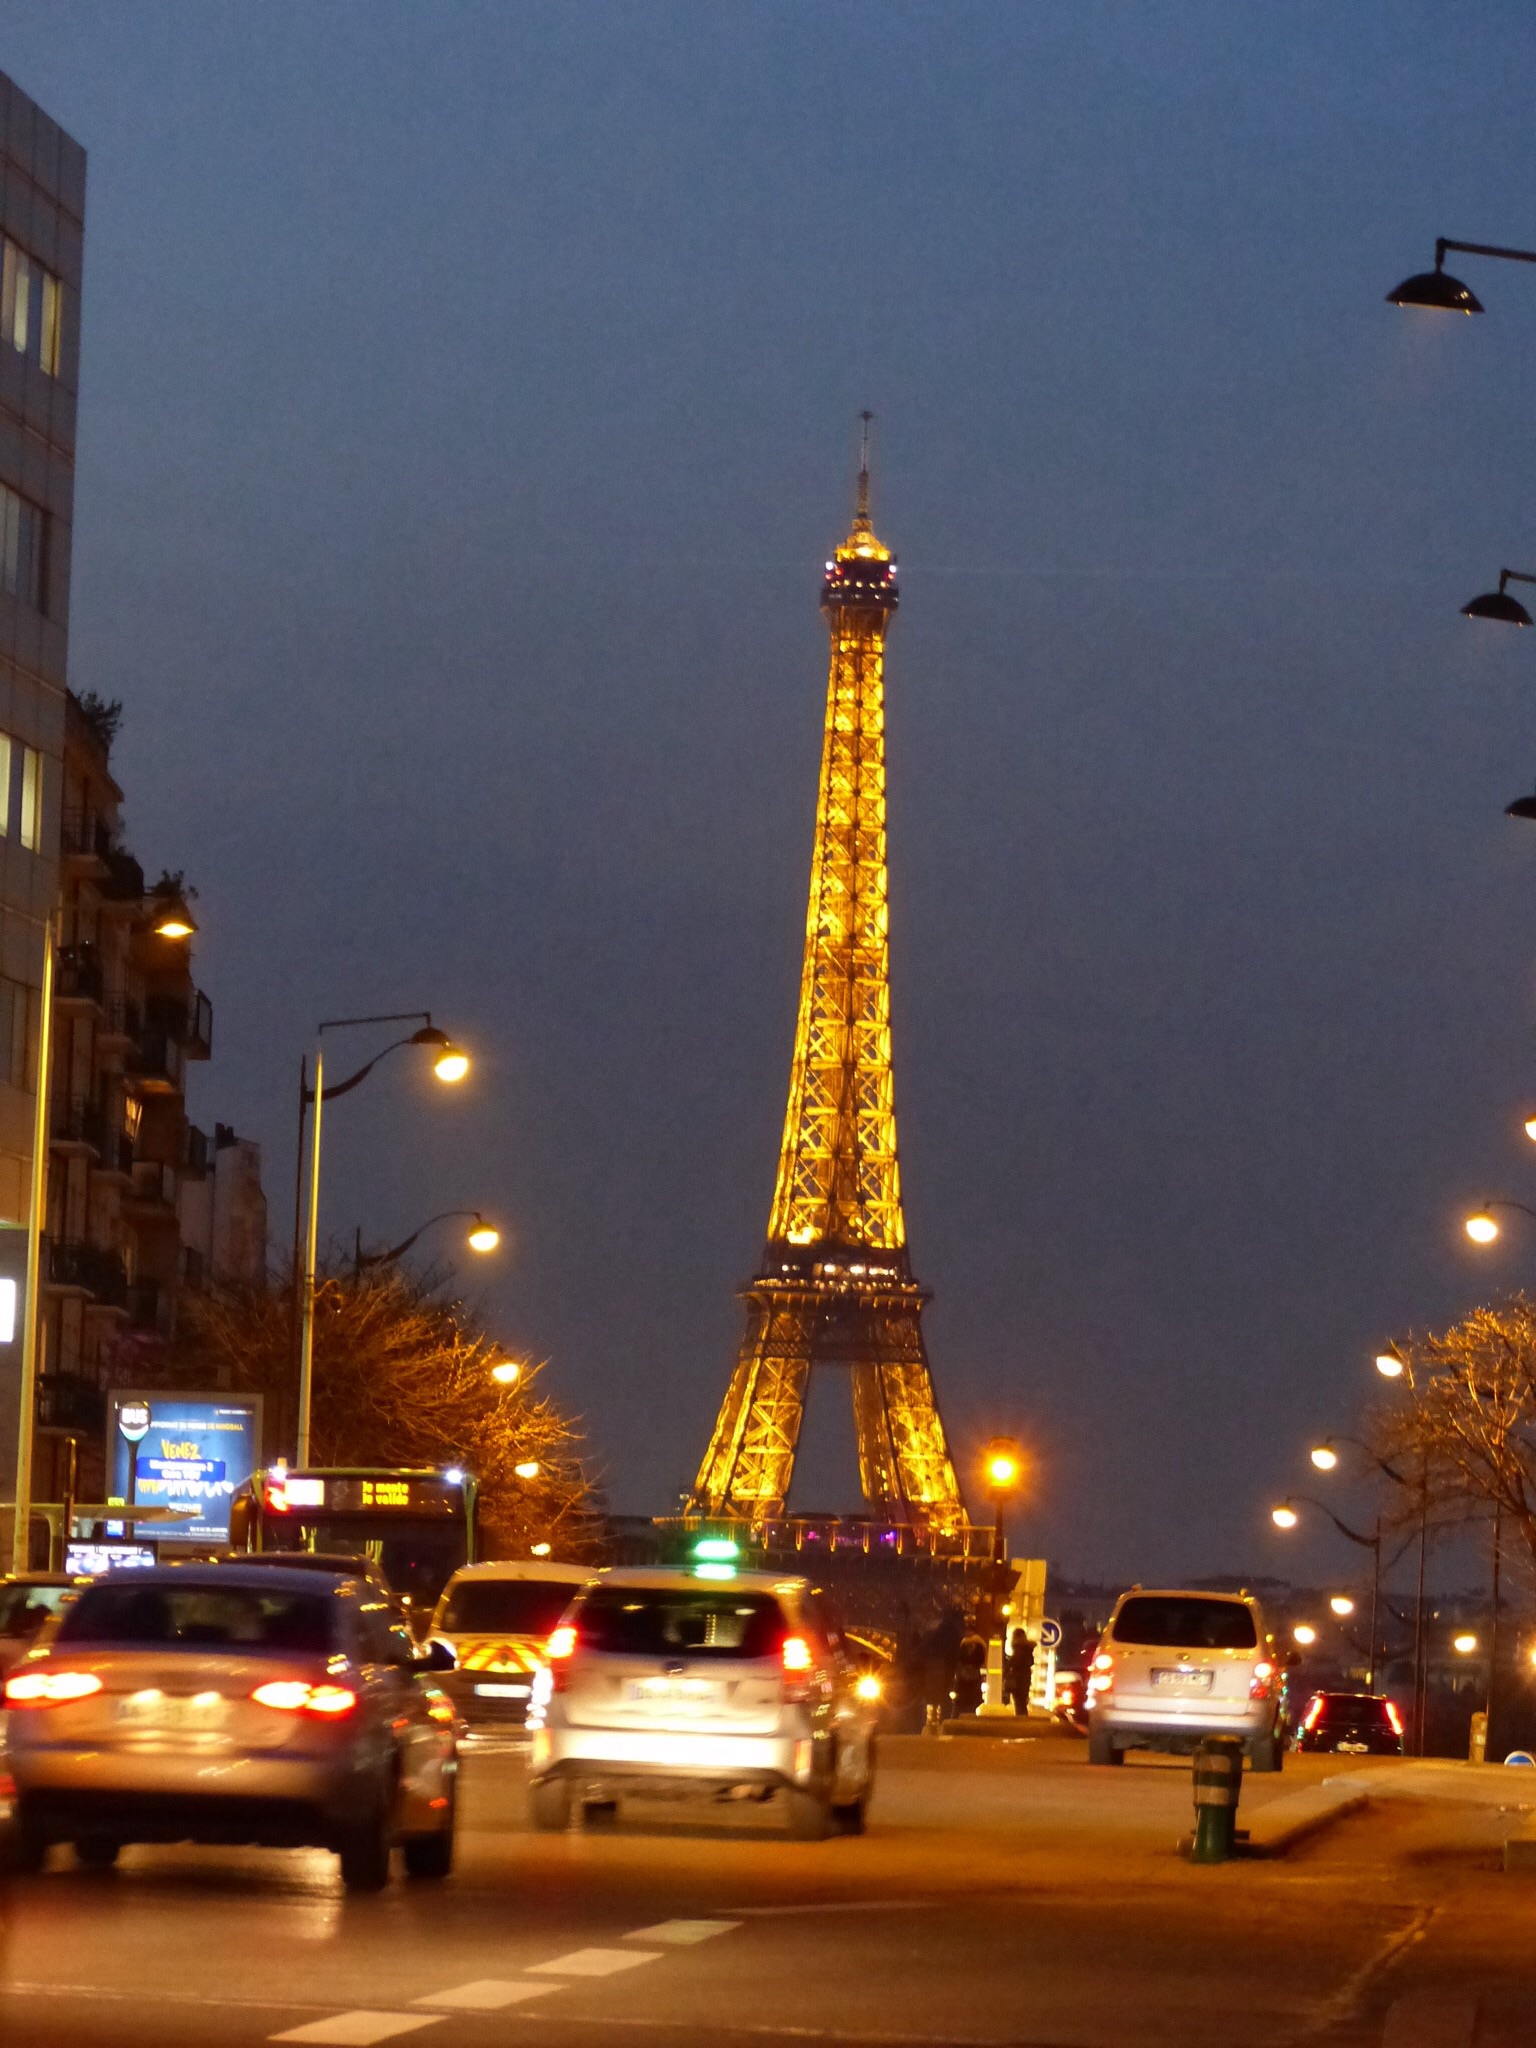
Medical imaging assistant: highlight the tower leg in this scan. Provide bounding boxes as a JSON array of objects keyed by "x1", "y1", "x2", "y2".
[{"x1": 690, "y1": 1294, "x2": 814, "y2": 1520}]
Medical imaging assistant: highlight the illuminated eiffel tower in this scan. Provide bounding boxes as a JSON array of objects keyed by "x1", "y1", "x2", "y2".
[{"x1": 690, "y1": 421, "x2": 964, "y2": 1533}]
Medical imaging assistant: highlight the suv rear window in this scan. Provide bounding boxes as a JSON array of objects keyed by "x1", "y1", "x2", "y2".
[
  {"x1": 1111, "y1": 1596, "x2": 1258, "y2": 1650},
  {"x1": 442, "y1": 1579, "x2": 587, "y2": 1636},
  {"x1": 1313, "y1": 1694, "x2": 1392, "y2": 1726},
  {"x1": 57, "y1": 1582, "x2": 335, "y2": 1653},
  {"x1": 572, "y1": 1587, "x2": 785, "y2": 1660}
]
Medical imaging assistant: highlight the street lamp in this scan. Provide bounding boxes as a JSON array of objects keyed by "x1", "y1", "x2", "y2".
[
  {"x1": 1330, "y1": 1595, "x2": 1355, "y2": 1618},
  {"x1": 1272, "y1": 1496, "x2": 1384, "y2": 1688},
  {"x1": 1310, "y1": 1443, "x2": 1339, "y2": 1472},
  {"x1": 514, "y1": 1460, "x2": 541, "y2": 1481},
  {"x1": 1374, "y1": 1343, "x2": 1407, "y2": 1381},
  {"x1": 1293, "y1": 1624, "x2": 1317, "y2": 1646},
  {"x1": 1464, "y1": 568, "x2": 1536, "y2": 630},
  {"x1": 982, "y1": 1438, "x2": 1023, "y2": 1562},
  {"x1": 296, "y1": 1012, "x2": 470, "y2": 1465},
  {"x1": 352, "y1": 1210, "x2": 501, "y2": 1276},
  {"x1": 1453, "y1": 1632, "x2": 1478, "y2": 1656},
  {"x1": 1464, "y1": 1199, "x2": 1536, "y2": 1247},
  {"x1": 490, "y1": 1359, "x2": 523, "y2": 1387},
  {"x1": 1386, "y1": 236, "x2": 1536, "y2": 315},
  {"x1": 1270, "y1": 1503, "x2": 1299, "y2": 1530}
]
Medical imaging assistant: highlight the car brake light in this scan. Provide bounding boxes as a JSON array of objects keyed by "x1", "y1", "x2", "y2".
[
  {"x1": 781, "y1": 1636, "x2": 813, "y2": 1674},
  {"x1": 546, "y1": 1625, "x2": 577, "y2": 1660},
  {"x1": 1384, "y1": 1700, "x2": 1404, "y2": 1737},
  {"x1": 250, "y1": 1680, "x2": 358, "y2": 1718},
  {"x1": 1302, "y1": 1696, "x2": 1324, "y2": 1731},
  {"x1": 1091, "y1": 1653, "x2": 1113, "y2": 1672},
  {"x1": 1249, "y1": 1658, "x2": 1275, "y2": 1700},
  {"x1": 4, "y1": 1669, "x2": 102, "y2": 1707}
]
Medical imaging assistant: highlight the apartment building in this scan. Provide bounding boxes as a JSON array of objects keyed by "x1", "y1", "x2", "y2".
[{"x1": 0, "y1": 73, "x2": 84, "y2": 1500}]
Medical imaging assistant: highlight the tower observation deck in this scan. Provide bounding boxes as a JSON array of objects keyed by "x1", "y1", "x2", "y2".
[{"x1": 689, "y1": 422, "x2": 965, "y2": 1534}]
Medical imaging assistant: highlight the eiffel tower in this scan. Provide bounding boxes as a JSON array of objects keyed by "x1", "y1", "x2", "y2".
[{"x1": 690, "y1": 422, "x2": 965, "y2": 1534}]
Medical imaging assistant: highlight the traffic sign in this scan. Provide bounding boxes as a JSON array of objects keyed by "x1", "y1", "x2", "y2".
[
  {"x1": 1039, "y1": 1617, "x2": 1063, "y2": 1649},
  {"x1": 118, "y1": 1400, "x2": 151, "y2": 1443}
]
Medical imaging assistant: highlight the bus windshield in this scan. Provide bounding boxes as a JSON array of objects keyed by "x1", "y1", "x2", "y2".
[{"x1": 230, "y1": 1469, "x2": 474, "y2": 1609}]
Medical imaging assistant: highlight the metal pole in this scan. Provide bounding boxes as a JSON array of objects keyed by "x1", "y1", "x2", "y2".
[
  {"x1": 1413, "y1": 1478, "x2": 1428, "y2": 1755},
  {"x1": 296, "y1": 1038, "x2": 324, "y2": 1467},
  {"x1": 1367, "y1": 1520, "x2": 1381, "y2": 1691},
  {"x1": 10, "y1": 915, "x2": 54, "y2": 1573},
  {"x1": 1487, "y1": 1503, "x2": 1502, "y2": 1738}
]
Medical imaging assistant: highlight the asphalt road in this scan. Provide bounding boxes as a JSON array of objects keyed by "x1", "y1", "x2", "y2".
[{"x1": 2, "y1": 1733, "x2": 1533, "y2": 2048}]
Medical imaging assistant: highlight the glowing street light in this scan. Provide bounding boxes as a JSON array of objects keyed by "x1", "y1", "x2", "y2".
[
  {"x1": 433, "y1": 1045, "x2": 470, "y2": 1084},
  {"x1": 1524, "y1": 1116, "x2": 1536, "y2": 1144},
  {"x1": 530, "y1": 1542, "x2": 552, "y2": 1558},
  {"x1": 1375, "y1": 1345, "x2": 1406, "y2": 1381},
  {"x1": 1271, "y1": 1504, "x2": 1299, "y2": 1530},
  {"x1": 1453, "y1": 1632, "x2": 1479, "y2": 1656},
  {"x1": 1466, "y1": 1210, "x2": 1500, "y2": 1245},
  {"x1": 1330, "y1": 1595, "x2": 1355, "y2": 1617},
  {"x1": 514, "y1": 1460, "x2": 541, "y2": 1481},
  {"x1": 1293, "y1": 1624, "x2": 1317, "y2": 1646},
  {"x1": 490, "y1": 1359, "x2": 523, "y2": 1387},
  {"x1": 466, "y1": 1221, "x2": 501, "y2": 1253},
  {"x1": 1310, "y1": 1444, "x2": 1339, "y2": 1472}
]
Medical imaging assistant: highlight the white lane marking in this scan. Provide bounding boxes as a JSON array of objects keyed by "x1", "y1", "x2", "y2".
[
  {"x1": 270, "y1": 2016, "x2": 444, "y2": 2046},
  {"x1": 412, "y1": 1981, "x2": 558, "y2": 2010},
  {"x1": 623, "y1": 1919, "x2": 740, "y2": 1944},
  {"x1": 728, "y1": 1898, "x2": 939, "y2": 1915},
  {"x1": 526, "y1": 1948, "x2": 665, "y2": 1977}
]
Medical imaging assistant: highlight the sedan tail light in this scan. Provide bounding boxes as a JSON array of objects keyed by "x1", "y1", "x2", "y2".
[
  {"x1": 781, "y1": 1636, "x2": 812, "y2": 1673},
  {"x1": 250, "y1": 1680, "x2": 358, "y2": 1718},
  {"x1": 1302, "y1": 1696, "x2": 1324, "y2": 1731},
  {"x1": 4, "y1": 1669, "x2": 102, "y2": 1707},
  {"x1": 1249, "y1": 1659, "x2": 1275, "y2": 1700},
  {"x1": 1384, "y1": 1700, "x2": 1404, "y2": 1737}
]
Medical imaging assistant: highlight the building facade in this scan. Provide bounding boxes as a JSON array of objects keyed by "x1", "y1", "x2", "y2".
[{"x1": 0, "y1": 72, "x2": 85, "y2": 1500}]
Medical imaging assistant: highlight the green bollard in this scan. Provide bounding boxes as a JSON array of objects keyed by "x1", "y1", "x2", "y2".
[{"x1": 1190, "y1": 1735, "x2": 1244, "y2": 1863}]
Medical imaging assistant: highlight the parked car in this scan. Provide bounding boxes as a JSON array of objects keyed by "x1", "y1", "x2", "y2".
[
  {"x1": 429, "y1": 1558, "x2": 594, "y2": 1727},
  {"x1": 1293, "y1": 1691, "x2": 1404, "y2": 1755},
  {"x1": 1086, "y1": 1587, "x2": 1293, "y2": 1770},
  {"x1": 526, "y1": 1566, "x2": 878, "y2": 1838},
  {"x1": 0, "y1": 1575, "x2": 78, "y2": 1684},
  {"x1": 2, "y1": 1563, "x2": 458, "y2": 1888}
]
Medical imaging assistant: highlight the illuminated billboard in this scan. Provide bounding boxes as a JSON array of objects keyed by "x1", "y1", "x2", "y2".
[{"x1": 106, "y1": 1392, "x2": 263, "y2": 1547}]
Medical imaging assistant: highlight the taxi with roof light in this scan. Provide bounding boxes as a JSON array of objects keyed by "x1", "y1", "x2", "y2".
[
  {"x1": 525, "y1": 1548, "x2": 878, "y2": 1839},
  {"x1": 1, "y1": 1562, "x2": 458, "y2": 1888},
  {"x1": 1085, "y1": 1586, "x2": 1294, "y2": 1770}
]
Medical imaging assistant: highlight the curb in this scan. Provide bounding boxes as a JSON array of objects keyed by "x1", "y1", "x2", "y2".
[{"x1": 1175, "y1": 1779, "x2": 1372, "y2": 1860}]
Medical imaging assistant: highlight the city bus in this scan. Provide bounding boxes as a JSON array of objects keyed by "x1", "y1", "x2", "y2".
[{"x1": 227, "y1": 1465, "x2": 477, "y2": 1619}]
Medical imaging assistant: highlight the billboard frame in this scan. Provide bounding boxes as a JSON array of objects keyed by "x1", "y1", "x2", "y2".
[{"x1": 105, "y1": 1389, "x2": 264, "y2": 1549}]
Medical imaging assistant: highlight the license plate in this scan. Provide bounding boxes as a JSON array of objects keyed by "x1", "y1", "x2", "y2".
[
  {"x1": 1151, "y1": 1668, "x2": 1213, "y2": 1692},
  {"x1": 117, "y1": 1689, "x2": 228, "y2": 1728},
  {"x1": 625, "y1": 1679, "x2": 722, "y2": 1710},
  {"x1": 474, "y1": 1682, "x2": 530, "y2": 1699}
]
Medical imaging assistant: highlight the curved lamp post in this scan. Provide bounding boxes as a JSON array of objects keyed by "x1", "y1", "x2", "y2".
[
  {"x1": 980, "y1": 1438, "x2": 1024, "y2": 1714},
  {"x1": 296, "y1": 1011, "x2": 470, "y2": 1464},
  {"x1": 1386, "y1": 236, "x2": 1536, "y2": 315},
  {"x1": 1272, "y1": 1495, "x2": 1383, "y2": 1688},
  {"x1": 1463, "y1": 1198, "x2": 1536, "y2": 1247},
  {"x1": 353, "y1": 1210, "x2": 501, "y2": 1277},
  {"x1": 1465, "y1": 568, "x2": 1536, "y2": 631}
]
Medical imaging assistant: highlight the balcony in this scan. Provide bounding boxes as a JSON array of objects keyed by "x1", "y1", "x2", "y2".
[
  {"x1": 35, "y1": 1371, "x2": 106, "y2": 1435},
  {"x1": 125, "y1": 1159, "x2": 178, "y2": 1215},
  {"x1": 96, "y1": 996, "x2": 141, "y2": 1059},
  {"x1": 55, "y1": 944, "x2": 104, "y2": 1009},
  {"x1": 100, "y1": 848, "x2": 145, "y2": 911},
  {"x1": 50, "y1": 1097, "x2": 105, "y2": 1155},
  {"x1": 127, "y1": 1028, "x2": 182, "y2": 1096},
  {"x1": 96, "y1": 1128, "x2": 135, "y2": 1180},
  {"x1": 60, "y1": 808, "x2": 114, "y2": 877},
  {"x1": 126, "y1": 1279, "x2": 165, "y2": 1332},
  {"x1": 45, "y1": 1240, "x2": 128, "y2": 1307},
  {"x1": 145, "y1": 990, "x2": 213, "y2": 1061}
]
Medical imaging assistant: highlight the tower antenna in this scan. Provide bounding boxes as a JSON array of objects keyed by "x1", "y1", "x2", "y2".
[{"x1": 857, "y1": 410, "x2": 873, "y2": 525}]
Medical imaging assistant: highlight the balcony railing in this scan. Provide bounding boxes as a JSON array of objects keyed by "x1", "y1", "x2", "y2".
[
  {"x1": 100, "y1": 848, "x2": 145, "y2": 905},
  {"x1": 99, "y1": 996, "x2": 142, "y2": 1044},
  {"x1": 60, "y1": 808, "x2": 115, "y2": 864},
  {"x1": 126, "y1": 1279, "x2": 164, "y2": 1332},
  {"x1": 35, "y1": 1371, "x2": 106, "y2": 1435},
  {"x1": 49, "y1": 1098, "x2": 105, "y2": 1153},
  {"x1": 45, "y1": 1240, "x2": 128, "y2": 1306},
  {"x1": 145, "y1": 990, "x2": 213, "y2": 1060},
  {"x1": 127, "y1": 1029, "x2": 181, "y2": 1094},
  {"x1": 55, "y1": 945, "x2": 104, "y2": 1006},
  {"x1": 127, "y1": 1160, "x2": 178, "y2": 1211}
]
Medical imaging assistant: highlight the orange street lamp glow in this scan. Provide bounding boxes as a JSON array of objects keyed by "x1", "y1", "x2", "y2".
[
  {"x1": 1310, "y1": 1445, "x2": 1338, "y2": 1472},
  {"x1": 433, "y1": 1046, "x2": 470, "y2": 1084},
  {"x1": 466, "y1": 1222, "x2": 500, "y2": 1254},
  {"x1": 490, "y1": 1360, "x2": 522, "y2": 1386},
  {"x1": 1466, "y1": 1211, "x2": 1500, "y2": 1245},
  {"x1": 531, "y1": 1542, "x2": 552, "y2": 1557},
  {"x1": 1293, "y1": 1624, "x2": 1317, "y2": 1646},
  {"x1": 1453, "y1": 1632, "x2": 1478, "y2": 1655},
  {"x1": 1330, "y1": 1596, "x2": 1355, "y2": 1617},
  {"x1": 1375, "y1": 1347, "x2": 1405, "y2": 1380},
  {"x1": 1271, "y1": 1505, "x2": 1299, "y2": 1530},
  {"x1": 1524, "y1": 1116, "x2": 1536, "y2": 1144},
  {"x1": 987, "y1": 1452, "x2": 1021, "y2": 1490},
  {"x1": 514, "y1": 1460, "x2": 540, "y2": 1480},
  {"x1": 153, "y1": 912, "x2": 196, "y2": 940}
]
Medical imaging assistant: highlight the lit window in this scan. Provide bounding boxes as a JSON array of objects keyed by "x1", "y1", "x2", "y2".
[
  {"x1": 19, "y1": 745, "x2": 41, "y2": 852},
  {"x1": 0, "y1": 239, "x2": 63, "y2": 378},
  {"x1": 0, "y1": 734, "x2": 12, "y2": 839},
  {"x1": 0, "y1": 484, "x2": 46, "y2": 612}
]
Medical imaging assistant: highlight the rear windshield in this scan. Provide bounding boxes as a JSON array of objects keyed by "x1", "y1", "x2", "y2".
[
  {"x1": 1111, "y1": 1596, "x2": 1258, "y2": 1650},
  {"x1": 441, "y1": 1579, "x2": 587, "y2": 1636},
  {"x1": 1312, "y1": 1695, "x2": 1392, "y2": 1726},
  {"x1": 0, "y1": 1584, "x2": 70, "y2": 1637},
  {"x1": 56, "y1": 1583, "x2": 336, "y2": 1654},
  {"x1": 572, "y1": 1587, "x2": 785, "y2": 1660}
]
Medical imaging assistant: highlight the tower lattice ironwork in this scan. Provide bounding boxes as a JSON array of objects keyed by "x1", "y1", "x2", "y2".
[{"x1": 690, "y1": 423, "x2": 965, "y2": 1533}]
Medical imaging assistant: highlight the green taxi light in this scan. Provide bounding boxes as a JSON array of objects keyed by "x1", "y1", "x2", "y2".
[
  {"x1": 694, "y1": 1537, "x2": 740, "y2": 1562},
  {"x1": 693, "y1": 1562, "x2": 737, "y2": 1581}
]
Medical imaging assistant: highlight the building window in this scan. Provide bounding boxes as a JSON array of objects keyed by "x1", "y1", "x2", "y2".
[
  {"x1": 0, "y1": 973, "x2": 36, "y2": 1091},
  {"x1": 18, "y1": 743, "x2": 41, "y2": 851},
  {"x1": 1, "y1": 239, "x2": 63, "y2": 378},
  {"x1": 0, "y1": 484, "x2": 46, "y2": 613}
]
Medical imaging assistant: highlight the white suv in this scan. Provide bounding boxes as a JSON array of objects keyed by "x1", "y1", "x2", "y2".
[
  {"x1": 526, "y1": 1566, "x2": 878, "y2": 1838},
  {"x1": 1086, "y1": 1587, "x2": 1291, "y2": 1770}
]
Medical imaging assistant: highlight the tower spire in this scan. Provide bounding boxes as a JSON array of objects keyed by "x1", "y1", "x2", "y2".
[{"x1": 855, "y1": 409, "x2": 873, "y2": 533}]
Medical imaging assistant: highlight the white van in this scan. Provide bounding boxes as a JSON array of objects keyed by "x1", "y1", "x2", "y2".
[
  {"x1": 429, "y1": 1558, "x2": 594, "y2": 1728},
  {"x1": 1085, "y1": 1587, "x2": 1292, "y2": 1770}
]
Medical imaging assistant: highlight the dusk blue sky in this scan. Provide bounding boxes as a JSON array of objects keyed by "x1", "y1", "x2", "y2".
[{"x1": 10, "y1": 4, "x2": 1536, "y2": 1586}]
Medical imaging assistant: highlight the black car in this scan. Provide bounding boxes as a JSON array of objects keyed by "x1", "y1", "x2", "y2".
[{"x1": 1294, "y1": 1691, "x2": 1404, "y2": 1754}]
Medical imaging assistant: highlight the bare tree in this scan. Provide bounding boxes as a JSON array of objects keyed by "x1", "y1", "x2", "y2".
[
  {"x1": 1374, "y1": 1295, "x2": 1536, "y2": 1577},
  {"x1": 151, "y1": 1262, "x2": 599, "y2": 1560}
]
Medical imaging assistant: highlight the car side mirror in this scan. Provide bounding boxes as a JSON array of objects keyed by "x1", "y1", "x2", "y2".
[{"x1": 418, "y1": 1638, "x2": 457, "y2": 1673}]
